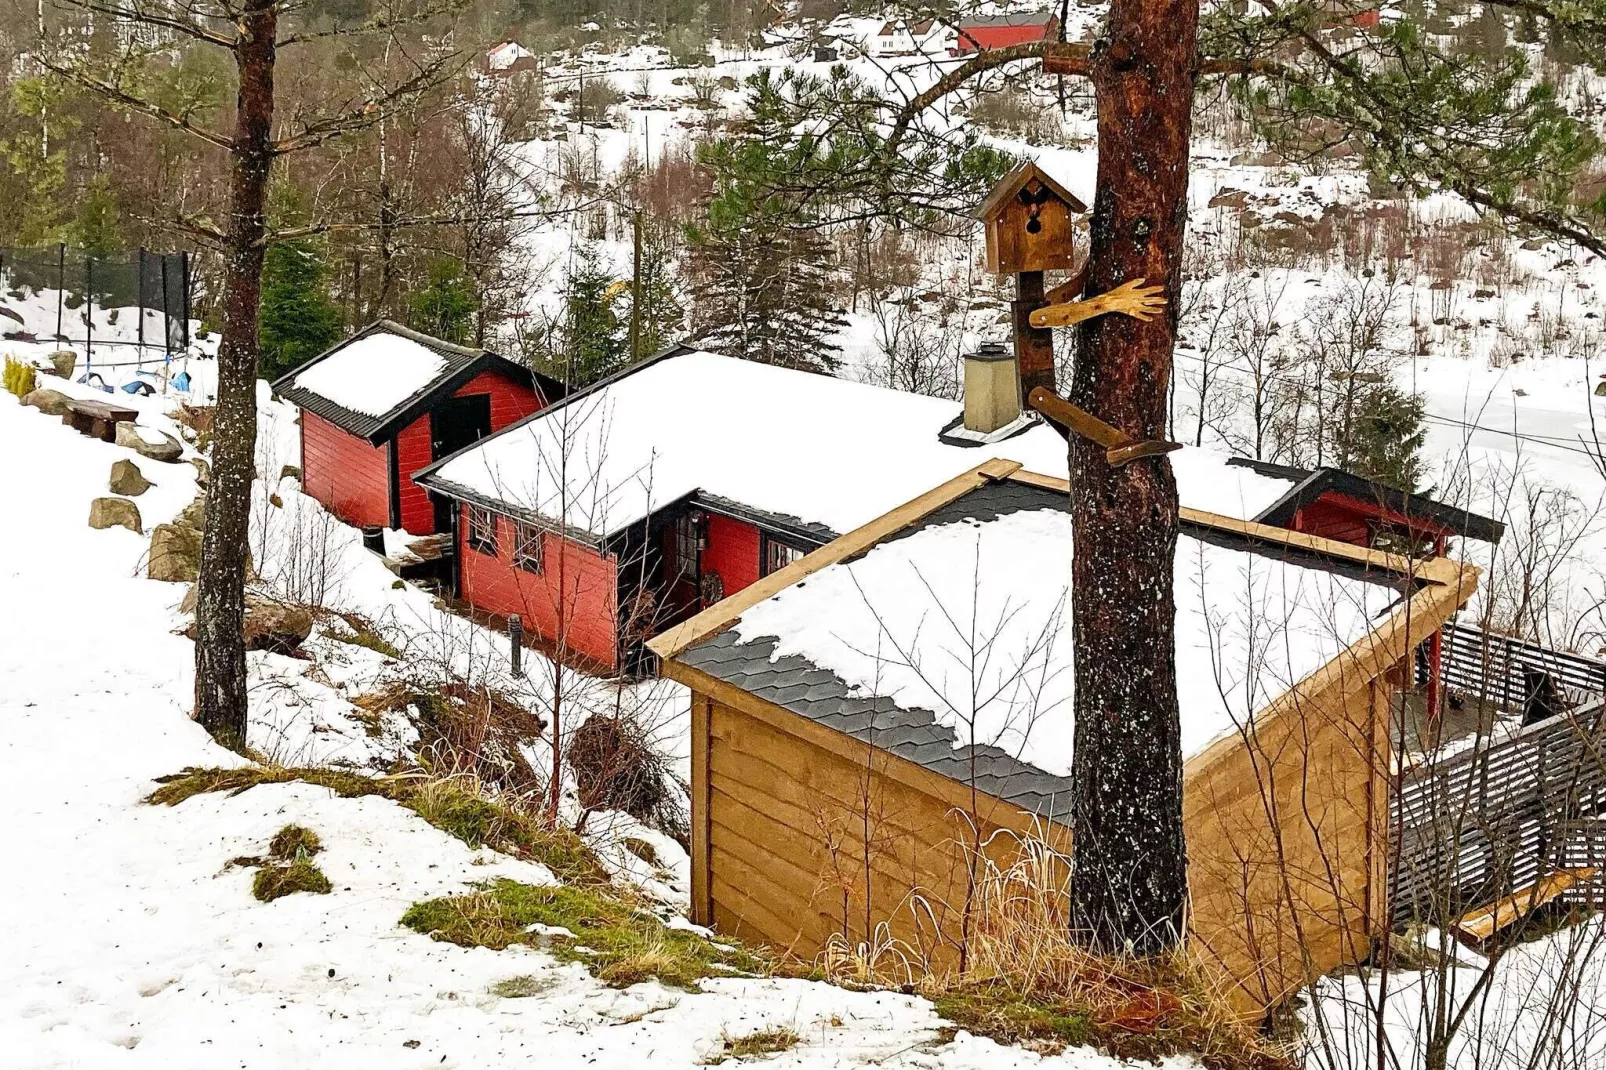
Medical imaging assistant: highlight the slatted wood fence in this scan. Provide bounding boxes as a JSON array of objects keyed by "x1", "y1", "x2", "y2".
[
  {"x1": 1391, "y1": 700, "x2": 1606, "y2": 924},
  {"x1": 1425, "y1": 622, "x2": 1606, "y2": 711}
]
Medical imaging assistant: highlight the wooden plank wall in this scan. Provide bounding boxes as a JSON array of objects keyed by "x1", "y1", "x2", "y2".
[
  {"x1": 689, "y1": 657, "x2": 1395, "y2": 1018},
  {"x1": 695, "y1": 693, "x2": 1061, "y2": 970}
]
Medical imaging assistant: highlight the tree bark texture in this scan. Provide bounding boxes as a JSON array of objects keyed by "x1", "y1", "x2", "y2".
[
  {"x1": 194, "y1": 1, "x2": 275, "y2": 747},
  {"x1": 1067, "y1": 0, "x2": 1198, "y2": 954}
]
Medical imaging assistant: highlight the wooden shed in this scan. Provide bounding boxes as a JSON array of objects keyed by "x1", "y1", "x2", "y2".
[
  {"x1": 272, "y1": 321, "x2": 563, "y2": 536},
  {"x1": 649, "y1": 459, "x2": 1479, "y2": 1018}
]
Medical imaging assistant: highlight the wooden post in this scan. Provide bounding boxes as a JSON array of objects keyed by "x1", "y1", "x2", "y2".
[
  {"x1": 690, "y1": 694, "x2": 713, "y2": 926},
  {"x1": 1014, "y1": 270, "x2": 1055, "y2": 397},
  {"x1": 509, "y1": 614, "x2": 524, "y2": 678}
]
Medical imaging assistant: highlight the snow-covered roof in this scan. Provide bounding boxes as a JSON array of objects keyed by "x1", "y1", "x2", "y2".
[
  {"x1": 416, "y1": 347, "x2": 1298, "y2": 544},
  {"x1": 272, "y1": 321, "x2": 554, "y2": 445},
  {"x1": 675, "y1": 475, "x2": 1409, "y2": 813},
  {"x1": 292, "y1": 333, "x2": 448, "y2": 419}
]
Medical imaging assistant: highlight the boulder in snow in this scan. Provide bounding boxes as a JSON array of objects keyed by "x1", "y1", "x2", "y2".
[
  {"x1": 114, "y1": 421, "x2": 183, "y2": 464},
  {"x1": 109, "y1": 459, "x2": 152, "y2": 497},
  {"x1": 20, "y1": 388, "x2": 72, "y2": 416},
  {"x1": 190, "y1": 457, "x2": 210, "y2": 489},
  {"x1": 182, "y1": 591, "x2": 313, "y2": 654},
  {"x1": 148, "y1": 522, "x2": 202, "y2": 582},
  {"x1": 88, "y1": 497, "x2": 142, "y2": 534},
  {"x1": 280, "y1": 464, "x2": 301, "y2": 482},
  {"x1": 47, "y1": 351, "x2": 75, "y2": 379}
]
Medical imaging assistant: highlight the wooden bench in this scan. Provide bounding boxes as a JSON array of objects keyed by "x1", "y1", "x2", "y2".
[{"x1": 63, "y1": 399, "x2": 138, "y2": 443}]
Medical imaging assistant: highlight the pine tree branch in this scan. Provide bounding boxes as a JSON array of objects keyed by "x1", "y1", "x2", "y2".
[
  {"x1": 888, "y1": 41, "x2": 1091, "y2": 152},
  {"x1": 35, "y1": 56, "x2": 235, "y2": 151}
]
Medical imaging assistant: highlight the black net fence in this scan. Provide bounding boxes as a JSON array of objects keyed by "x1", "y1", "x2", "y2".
[{"x1": 0, "y1": 245, "x2": 191, "y2": 369}]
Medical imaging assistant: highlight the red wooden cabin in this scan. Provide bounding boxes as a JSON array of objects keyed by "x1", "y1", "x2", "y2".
[
  {"x1": 1227, "y1": 458, "x2": 1504, "y2": 715},
  {"x1": 953, "y1": 12, "x2": 1059, "y2": 53},
  {"x1": 273, "y1": 321, "x2": 563, "y2": 536}
]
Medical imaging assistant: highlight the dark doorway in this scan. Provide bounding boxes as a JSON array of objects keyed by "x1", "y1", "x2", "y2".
[{"x1": 431, "y1": 394, "x2": 492, "y2": 530}]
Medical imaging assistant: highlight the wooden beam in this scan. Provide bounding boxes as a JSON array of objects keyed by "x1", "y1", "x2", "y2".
[
  {"x1": 1454, "y1": 868, "x2": 1599, "y2": 943},
  {"x1": 646, "y1": 458, "x2": 1023, "y2": 660}
]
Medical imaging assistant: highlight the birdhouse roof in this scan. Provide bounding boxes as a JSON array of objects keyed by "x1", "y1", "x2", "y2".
[{"x1": 973, "y1": 160, "x2": 1088, "y2": 221}]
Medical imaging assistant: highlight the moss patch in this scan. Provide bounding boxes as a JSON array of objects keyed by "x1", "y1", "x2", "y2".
[
  {"x1": 401, "y1": 879, "x2": 762, "y2": 991},
  {"x1": 254, "y1": 856, "x2": 333, "y2": 902},
  {"x1": 268, "y1": 824, "x2": 322, "y2": 860},
  {"x1": 149, "y1": 766, "x2": 608, "y2": 886},
  {"x1": 704, "y1": 1026, "x2": 801, "y2": 1063}
]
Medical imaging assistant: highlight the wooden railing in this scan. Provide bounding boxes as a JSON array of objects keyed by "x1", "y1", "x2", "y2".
[{"x1": 1390, "y1": 700, "x2": 1606, "y2": 924}]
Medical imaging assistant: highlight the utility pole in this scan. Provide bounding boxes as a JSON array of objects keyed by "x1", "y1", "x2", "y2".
[{"x1": 629, "y1": 208, "x2": 643, "y2": 361}]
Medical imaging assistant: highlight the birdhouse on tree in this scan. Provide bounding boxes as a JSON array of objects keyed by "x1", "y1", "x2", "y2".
[{"x1": 974, "y1": 160, "x2": 1086, "y2": 275}]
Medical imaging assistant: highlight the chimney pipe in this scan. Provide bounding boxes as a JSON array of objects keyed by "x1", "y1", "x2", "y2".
[{"x1": 962, "y1": 341, "x2": 1021, "y2": 434}]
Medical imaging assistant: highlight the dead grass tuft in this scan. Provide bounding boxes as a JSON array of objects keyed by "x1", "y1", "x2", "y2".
[{"x1": 702, "y1": 1025, "x2": 801, "y2": 1063}]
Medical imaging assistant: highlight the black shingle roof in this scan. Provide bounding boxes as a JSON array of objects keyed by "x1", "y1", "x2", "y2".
[{"x1": 270, "y1": 320, "x2": 565, "y2": 445}]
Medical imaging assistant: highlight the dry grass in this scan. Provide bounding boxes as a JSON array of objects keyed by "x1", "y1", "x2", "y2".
[
  {"x1": 820, "y1": 825, "x2": 1292, "y2": 1068},
  {"x1": 702, "y1": 1025, "x2": 801, "y2": 1063},
  {"x1": 148, "y1": 765, "x2": 609, "y2": 886}
]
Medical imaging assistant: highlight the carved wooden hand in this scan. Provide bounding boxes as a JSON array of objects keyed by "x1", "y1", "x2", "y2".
[{"x1": 1028, "y1": 277, "x2": 1167, "y2": 329}]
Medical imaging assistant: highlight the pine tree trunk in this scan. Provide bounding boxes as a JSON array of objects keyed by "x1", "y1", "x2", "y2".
[
  {"x1": 1066, "y1": 0, "x2": 1198, "y2": 955},
  {"x1": 194, "y1": 1, "x2": 275, "y2": 748}
]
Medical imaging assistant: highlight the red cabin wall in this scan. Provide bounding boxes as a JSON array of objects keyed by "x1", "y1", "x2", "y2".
[
  {"x1": 395, "y1": 418, "x2": 435, "y2": 534},
  {"x1": 394, "y1": 369, "x2": 546, "y2": 535},
  {"x1": 300, "y1": 410, "x2": 391, "y2": 529},
  {"x1": 458, "y1": 504, "x2": 620, "y2": 670},
  {"x1": 1290, "y1": 490, "x2": 1455, "y2": 549},
  {"x1": 702, "y1": 514, "x2": 763, "y2": 597}
]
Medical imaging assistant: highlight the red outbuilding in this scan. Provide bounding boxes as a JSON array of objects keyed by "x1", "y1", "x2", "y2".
[
  {"x1": 273, "y1": 320, "x2": 564, "y2": 536},
  {"x1": 953, "y1": 12, "x2": 1060, "y2": 53}
]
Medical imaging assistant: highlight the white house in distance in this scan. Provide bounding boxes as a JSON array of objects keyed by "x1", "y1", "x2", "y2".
[
  {"x1": 870, "y1": 18, "x2": 955, "y2": 57},
  {"x1": 486, "y1": 40, "x2": 539, "y2": 76}
]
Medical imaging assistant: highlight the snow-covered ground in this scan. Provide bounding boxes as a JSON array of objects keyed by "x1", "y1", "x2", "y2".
[{"x1": 0, "y1": 379, "x2": 1177, "y2": 1069}]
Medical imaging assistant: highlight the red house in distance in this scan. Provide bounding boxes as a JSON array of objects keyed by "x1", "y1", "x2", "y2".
[
  {"x1": 273, "y1": 321, "x2": 564, "y2": 536},
  {"x1": 953, "y1": 12, "x2": 1060, "y2": 53}
]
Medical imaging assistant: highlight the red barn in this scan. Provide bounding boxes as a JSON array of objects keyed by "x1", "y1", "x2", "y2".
[
  {"x1": 273, "y1": 321, "x2": 563, "y2": 536},
  {"x1": 953, "y1": 12, "x2": 1059, "y2": 53}
]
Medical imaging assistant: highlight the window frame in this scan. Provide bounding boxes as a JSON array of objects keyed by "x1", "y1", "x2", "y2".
[
  {"x1": 513, "y1": 521, "x2": 545, "y2": 574},
  {"x1": 762, "y1": 535, "x2": 807, "y2": 577},
  {"x1": 670, "y1": 511, "x2": 702, "y2": 581},
  {"x1": 466, "y1": 505, "x2": 499, "y2": 556}
]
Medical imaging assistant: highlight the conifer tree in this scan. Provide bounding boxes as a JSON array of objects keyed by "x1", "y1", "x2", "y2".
[
  {"x1": 561, "y1": 241, "x2": 626, "y2": 387},
  {"x1": 258, "y1": 236, "x2": 342, "y2": 381},
  {"x1": 409, "y1": 258, "x2": 479, "y2": 345}
]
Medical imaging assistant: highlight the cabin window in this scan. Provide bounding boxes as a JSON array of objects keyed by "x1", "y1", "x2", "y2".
[
  {"x1": 762, "y1": 536, "x2": 806, "y2": 577},
  {"x1": 671, "y1": 512, "x2": 702, "y2": 579},
  {"x1": 467, "y1": 506, "x2": 498, "y2": 556},
  {"x1": 514, "y1": 522, "x2": 544, "y2": 574}
]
